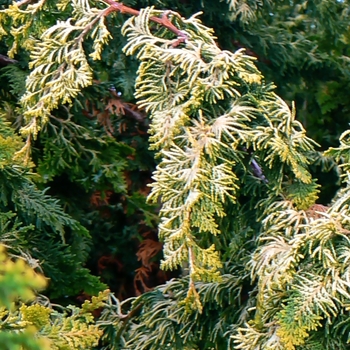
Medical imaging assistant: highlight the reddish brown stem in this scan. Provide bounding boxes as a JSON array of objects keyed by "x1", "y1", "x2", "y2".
[
  {"x1": 232, "y1": 40, "x2": 271, "y2": 64},
  {"x1": 0, "y1": 54, "x2": 17, "y2": 66},
  {"x1": 102, "y1": 0, "x2": 188, "y2": 45}
]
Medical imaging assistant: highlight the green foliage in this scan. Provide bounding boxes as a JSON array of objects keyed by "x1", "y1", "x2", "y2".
[
  {"x1": 0, "y1": 245, "x2": 46, "y2": 308},
  {"x1": 0, "y1": 97, "x2": 106, "y2": 300},
  {"x1": 0, "y1": 0, "x2": 350, "y2": 349},
  {"x1": 121, "y1": 7, "x2": 318, "y2": 309},
  {"x1": 0, "y1": 244, "x2": 107, "y2": 350}
]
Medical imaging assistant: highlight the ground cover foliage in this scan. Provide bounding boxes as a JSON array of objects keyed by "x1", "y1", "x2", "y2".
[{"x1": 0, "y1": 0, "x2": 349, "y2": 348}]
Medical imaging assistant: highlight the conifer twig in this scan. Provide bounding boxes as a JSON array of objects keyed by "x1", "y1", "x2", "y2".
[
  {"x1": 16, "y1": 0, "x2": 189, "y2": 46},
  {"x1": 16, "y1": 0, "x2": 34, "y2": 6},
  {"x1": 102, "y1": 0, "x2": 188, "y2": 46},
  {"x1": 0, "y1": 54, "x2": 18, "y2": 65}
]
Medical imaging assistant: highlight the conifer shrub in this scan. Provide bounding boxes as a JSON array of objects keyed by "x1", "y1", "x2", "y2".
[{"x1": 0, "y1": 0, "x2": 349, "y2": 349}]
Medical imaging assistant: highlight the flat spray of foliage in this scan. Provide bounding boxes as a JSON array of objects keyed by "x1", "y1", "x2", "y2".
[
  {"x1": 0, "y1": 244, "x2": 108, "y2": 349},
  {"x1": 1, "y1": 0, "x2": 350, "y2": 349}
]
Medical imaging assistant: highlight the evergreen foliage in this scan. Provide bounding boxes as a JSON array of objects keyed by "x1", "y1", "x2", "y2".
[
  {"x1": 0, "y1": 244, "x2": 106, "y2": 349},
  {"x1": 0, "y1": 113, "x2": 105, "y2": 299},
  {"x1": 0, "y1": 0, "x2": 349, "y2": 349}
]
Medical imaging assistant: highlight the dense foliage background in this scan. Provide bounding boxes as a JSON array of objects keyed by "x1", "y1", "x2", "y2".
[{"x1": 0, "y1": 0, "x2": 349, "y2": 348}]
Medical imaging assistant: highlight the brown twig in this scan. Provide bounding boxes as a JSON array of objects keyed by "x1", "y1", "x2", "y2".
[
  {"x1": 17, "y1": 0, "x2": 189, "y2": 47},
  {"x1": 0, "y1": 54, "x2": 18, "y2": 65},
  {"x1": 232, "y1": 40, "x2": 271, "y2": 64},
  {"x1": 108, "y1": 88, "x2": 146, "y2": 123},
  {"x1": 102, "y1": 0, "x2": 188, "y2": 46}
]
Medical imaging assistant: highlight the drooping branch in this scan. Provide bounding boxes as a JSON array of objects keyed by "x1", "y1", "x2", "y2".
[{"x1": 16, "y1": 0, "x2": 189, "y2": 47}]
